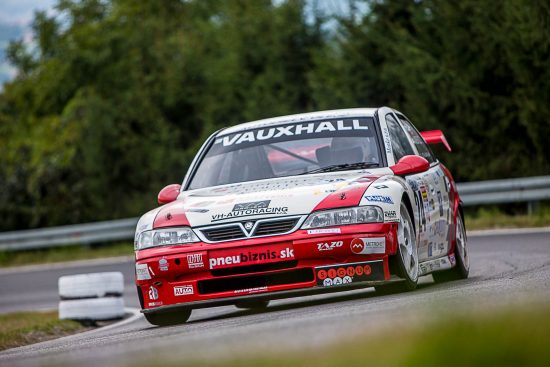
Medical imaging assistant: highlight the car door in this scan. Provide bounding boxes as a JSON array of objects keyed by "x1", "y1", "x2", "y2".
[
  {"x1": 396, "y1": 114, "x2": 452, "y2": 261},
  {"x1": 381, "y1": 111, "x2": 432, "y2": 262}
]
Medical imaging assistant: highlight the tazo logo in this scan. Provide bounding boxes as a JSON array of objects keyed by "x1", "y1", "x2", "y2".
[
  {"x1": 317, "y1": 241, "x2": 343, "y2": 251},
  {"x1": 212, "y1": 200, "x2": 288, "y2": 221}
]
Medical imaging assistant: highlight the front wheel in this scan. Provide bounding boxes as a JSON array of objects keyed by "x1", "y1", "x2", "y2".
[
  {"x1": 433, "y1": 212, "x2": 469, "y2": 282},
  {"x1": 375, "y1": 202, "x2": 419, "y2": 294},
  {"x1": 144, "y1": 309, "x2": 191, "y2": 326}
]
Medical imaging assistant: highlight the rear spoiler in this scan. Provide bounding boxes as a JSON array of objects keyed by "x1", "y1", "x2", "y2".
[{"x1": 420, "y1": 130, "x2": 452, "y2": 152}]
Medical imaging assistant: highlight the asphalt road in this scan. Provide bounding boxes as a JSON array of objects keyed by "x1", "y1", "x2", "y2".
[{"x1": 1, "y1": 229, "x2": 549, "y2": 366}]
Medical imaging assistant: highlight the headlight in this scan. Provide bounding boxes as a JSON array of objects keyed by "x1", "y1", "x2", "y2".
[
  {"x1": 135, "y1": 227, "x2": 199, "y2": 250},
  {"x1": 301, "y1": 206, "x2": 383, "y2": 229}
]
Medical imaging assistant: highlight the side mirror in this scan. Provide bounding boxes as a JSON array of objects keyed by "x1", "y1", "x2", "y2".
[
  {"x1": 420, "y1": 130, "x2": 452, "y2": 152},
  {"x1": 390, "y1": 155, "x2": 430, "y2": 176},
  {"x1": 158, "y1": 184, "x2": 181, "y2": 205}
]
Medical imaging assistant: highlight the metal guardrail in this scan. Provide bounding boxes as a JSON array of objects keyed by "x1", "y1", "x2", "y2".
[
  {"x1": 457, "y1": 175, "x2": 550, "y2": 205},
  {"x1": 0, "y1": 218, "x2": 138, "y2": 251},
  {"x1": 1, "y1": 175, "x2": 549, "y2": 252}
]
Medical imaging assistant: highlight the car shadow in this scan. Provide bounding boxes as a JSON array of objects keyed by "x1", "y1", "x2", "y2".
[{"x1": 185, "y1": 281, "x2": 438, "y2": 325}]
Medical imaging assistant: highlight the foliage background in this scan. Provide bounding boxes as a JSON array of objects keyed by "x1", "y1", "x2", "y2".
[{"x1": 0, "y1": 0, "x2": 549, "y2": 230}]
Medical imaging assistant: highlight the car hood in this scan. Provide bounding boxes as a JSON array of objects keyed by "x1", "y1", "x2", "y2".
[{"x1": 157, "y1": 169, "x2": 391, "y2": 228}]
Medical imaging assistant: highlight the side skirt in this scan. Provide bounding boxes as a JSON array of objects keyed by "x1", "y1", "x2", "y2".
[{"x1": 419, "y1": 254, "x2": 455, "y2": 276}]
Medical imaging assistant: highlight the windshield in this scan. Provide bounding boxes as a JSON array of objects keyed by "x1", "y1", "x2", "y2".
[{"x1": 188, "y1": 117, "x2": 380, "y2": 190}]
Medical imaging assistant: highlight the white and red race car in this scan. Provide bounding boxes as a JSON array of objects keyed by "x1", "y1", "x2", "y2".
[{"x1": 134, "y1": 107, "x2": 469, "y2": 326}]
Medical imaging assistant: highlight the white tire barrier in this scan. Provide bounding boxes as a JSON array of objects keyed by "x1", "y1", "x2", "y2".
[
  {"x1": 59, "y1": 272, "x2": 124, "y2": 299},
  {"x1": 59, "y1": 297, "x2": 125, "y2": 321},
  {"x1": 58, "y1": 272, "x2": 125, "y2": 322}
]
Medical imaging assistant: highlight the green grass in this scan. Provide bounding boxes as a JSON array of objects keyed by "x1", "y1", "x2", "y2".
[
  {"x1": 0, "y1": 311, "x2": 86, "y2": 351},
  {"x1": 0, "y1": 242, "x2": 133, "y2": 268},
  {"x1": 150, "y1": 307, "x2": 550, "y2": 367},
  {"x1": 465, "y1": 206, "x2": 550, "y2": 230}
]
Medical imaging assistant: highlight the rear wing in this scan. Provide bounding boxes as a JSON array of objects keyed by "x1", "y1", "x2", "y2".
[{"x1": 420, "y1": 130, "x2": 452, "y2": 152}]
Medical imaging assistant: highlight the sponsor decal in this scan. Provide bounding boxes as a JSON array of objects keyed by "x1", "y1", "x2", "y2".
[
  {"x1": 350, "y1": 238, "x2": 364, "y2": 254},
  {"x1": 419, "y1": 257, "x2": 452, "y2": 275},
  {"x1": 339, "y1": 193, "x2": 347, "y2": 200},
  {"x1": 316, "y1": 261, "x2": 383, "y2": 286},
  {"x1": 209, "y1": 245, "x2": 295, "y2": 269},
  {"x1": 148, "y1": 302, "x2": 163, "y2": 307},
  {"x1": 437, "y1": 191, "x2": 444, "y2": 217},
  {"x1": 407, "y1": 178, "x2": 419, "y2": 191},
  {"x1": 234, "y1": 286, "x2": 268, "y2": 294},
  {"x1": 381, "y1": 126, "x2": 392, "y2": 155},
  {"x1": 350, "y1": 237, "x2": 386, "y2": 254},
  {"x1": 186, "y1": 208, "x2": 209, "y2": 213},
  {"x1": 187, "y1": 253, "x2": 204, "y2": 269},
  {"x1": 211, "y1": 200, "x2": 288, "y2": 222},
  {"x1": 384, "y1": 210, "x2": 398, "y2": 222},
  {"x1": 364, "y1": 195, "x2": 394, "y2": 204},
  {"x1": 323, "y1": 278, "x2": 333, "y2": 286},
  {"x1": 214, "y1": 119, "x2": 370, "y2": 147},
  {"x1": 449, "y1": 254, "x2": 456, "y2": 266},
  {"x1": 317, "y1": 241, "x2": 343, "y2": 252},
  {"x1": 174, "y1": 285, "x2": 194, "y2": 296},
  {"x1": 159, "y1": 258, "x2": 169, "y2": 272},
  {"x1": 136, "y1": 263, "x2": 151, "y2": 280},
  {"x1": 374, "y1": 184, "x2": 389, "y2": 189},
  {"x1": 148, "y1": 286, "x2": 158, "y2": 301},
  {"x1": 233, "y1": 200, "x2": 270, "y2": 211},
  {"x1": 307, "y1": 228, "x2": 341, "y2": 235}
]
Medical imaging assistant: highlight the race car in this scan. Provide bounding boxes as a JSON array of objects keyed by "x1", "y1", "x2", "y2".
[{"x1": 134, "y1": 107, "x2": 469, "y2": 326}]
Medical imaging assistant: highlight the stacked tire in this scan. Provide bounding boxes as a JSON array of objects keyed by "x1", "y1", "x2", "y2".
[{"x1": 58, "y1": 272, "x2": 125, "y2": 324}]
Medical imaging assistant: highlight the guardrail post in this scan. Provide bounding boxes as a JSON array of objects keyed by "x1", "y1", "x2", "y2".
[{"x1": 527, "y1": 201, "x2": 540, "y2": 216}]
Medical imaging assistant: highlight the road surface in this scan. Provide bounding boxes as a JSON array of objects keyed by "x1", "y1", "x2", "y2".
[{"x1": 1, "y1": 229, "x2": 549, "y2": 366}]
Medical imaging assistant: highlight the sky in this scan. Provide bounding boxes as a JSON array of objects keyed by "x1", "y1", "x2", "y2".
[{"x1": 0, "y1": 0, "x2": 56, "y2": 85}]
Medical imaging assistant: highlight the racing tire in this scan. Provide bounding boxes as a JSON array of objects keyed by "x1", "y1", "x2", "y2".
[
  {"x1": 235, "y1": 300, "x2": 270, "y2": 310},
  {"x1": 59, "y1": 297, "x2": 125, "y2": 321},
  {"x1": 432, "y1": 212, "x2": 470, "y2": 283},
  {"x1": 144, "y1": 309, "x2": 192, "y2": 326},
  {"x1": 375, "y1": 201, "x2": 419, "y2": 294},
  {"x1": 59, "y1": 272, "x2": 124, "y2": 299}
]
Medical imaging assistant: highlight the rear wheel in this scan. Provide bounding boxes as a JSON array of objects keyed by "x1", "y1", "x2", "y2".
[
  {"x1": 235, "y1": 300, "x2": 270, "y2": 310},
  {"x1": 144, "y1": 309, "x2": 191, "y2": 326},
  {"x1": 433, "y1": 212, "x2": 469, "y2": 282},
  {"x1": 375, "y1": 202, "x2": 419, "y2": 294}
]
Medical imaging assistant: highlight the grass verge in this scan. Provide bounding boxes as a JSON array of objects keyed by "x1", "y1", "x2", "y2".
[
  {"x1": 151, "y1": 307, "x2": 550, "y2": 367},
  {"x1": 0, "y1": 311, "x2": 86, "y2": 351},
  {"x1": 0, "y1": 242, "x2": 133, "y2": 268},
  {"x1": 465, "y1": 206, "x2": 550, "y2": 230}
]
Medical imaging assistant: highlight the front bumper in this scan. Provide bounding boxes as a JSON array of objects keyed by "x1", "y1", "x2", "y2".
[{"x1": 135, "y1": 223, "x2": 397, "y2": 312}]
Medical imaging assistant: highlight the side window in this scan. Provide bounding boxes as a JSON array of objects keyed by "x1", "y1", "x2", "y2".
[
  {"x1": 386, "y1": 113, "x2": 415, "y2": 161},
  {"x1": 398, "y1": 116, "x2": 436, "y2": 164}
]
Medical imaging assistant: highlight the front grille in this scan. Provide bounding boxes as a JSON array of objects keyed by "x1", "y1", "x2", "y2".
[
  {"x1": 202, "y1": 225, "x2": 245, "y2": 241},
  {"x1": 253, "y1": 218, "x2": 300, "y2": 236},
  {"x1": 197, "y1": 216, "x2": 303, "y2": 243},
  {"x1": 198, "y1": 268, "x2": 314, "y2": 295}
]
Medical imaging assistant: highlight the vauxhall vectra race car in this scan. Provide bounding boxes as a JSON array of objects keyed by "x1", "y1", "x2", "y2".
[{"x1": 134, "y1": 107, "x2": 469, "y2": 326}]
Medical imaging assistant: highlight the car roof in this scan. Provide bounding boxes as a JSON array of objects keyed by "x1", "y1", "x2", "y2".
[{"x1": 218, "y1": 108, "x2": 378, "y2": 136}]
